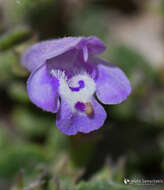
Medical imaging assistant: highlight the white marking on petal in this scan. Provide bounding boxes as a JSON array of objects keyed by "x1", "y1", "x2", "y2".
[
  {"x1": 51, "y1": 69, "x2": 96, "y2": 113},
  {"x1": 82, "y1": 46, "x2": 88, "y2": 62}
]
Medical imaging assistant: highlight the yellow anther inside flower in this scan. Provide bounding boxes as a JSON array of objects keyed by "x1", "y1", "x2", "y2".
[{"x1": 85, "y1": 102, "x2": 93, "y2": 116}]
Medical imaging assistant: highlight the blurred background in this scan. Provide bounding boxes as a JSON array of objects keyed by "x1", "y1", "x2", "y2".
[{"x1": 0, "y1": 0, "x2": 164, "y2": 189}]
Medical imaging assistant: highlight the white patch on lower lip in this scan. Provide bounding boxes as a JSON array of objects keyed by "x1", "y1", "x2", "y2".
[{"x1": 51, "y1": 69, "x2": 96, "y2": 112}]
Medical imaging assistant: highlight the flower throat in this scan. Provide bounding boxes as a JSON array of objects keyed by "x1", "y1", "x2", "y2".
[{"x1": 51, "y1": 69, "x2": 96, "y2": 114}]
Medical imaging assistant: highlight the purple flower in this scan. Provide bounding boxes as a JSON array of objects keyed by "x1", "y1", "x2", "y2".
[{"x1": 22, "y1": 36, "x2": 131, "y2": 135}]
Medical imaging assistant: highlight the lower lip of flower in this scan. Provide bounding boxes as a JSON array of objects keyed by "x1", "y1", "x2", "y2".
[{"x1": 50, "y1": 69, "x2": 96, "y2": 113}]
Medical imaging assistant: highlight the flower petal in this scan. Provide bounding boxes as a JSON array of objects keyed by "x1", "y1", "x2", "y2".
[
  {"x1": 56, "y1": 98, "x2": 107, "y2": 135},
  {"x1": 47, "y1": 48, "x2": 96, "y2": 78},
  {"x1": 21, "y1": 36, "x2": 105, "y2": 72},
  {"x1": 89, "y1": 56, "x2": 131, "y2": 104},
  {"x1": 86, "y1": 36, "x2": 106, "y2": 55},
  {"x1": 27, "y1": 64, "x2": 59, "y2": 113}
]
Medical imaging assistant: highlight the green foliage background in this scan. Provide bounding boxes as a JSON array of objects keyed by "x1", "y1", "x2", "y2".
[{"x1": 0, "y1": 0, "x2": 164, "y2": 189}]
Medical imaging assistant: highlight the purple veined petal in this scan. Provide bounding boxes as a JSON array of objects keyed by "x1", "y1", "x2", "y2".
[
  {"x1": 56, "y1": 98, "x2": 107, "y2": 136},
  {"x1": 21, "y1": 36, "x2": 106, "y2": 72},
  {"x1": 89, "y1": 56, "x2": 131, "y2": 105},
  {"x1": 27, "y1": 64, "x2": 60, "y2": 113},
  {"x1": 47, "y1": 49, "x2": 81, "y2": 76},
  {"x1": 47, "y1": 48, "x2": 97, "y2": 78},
  {"x1": 22, "y1": 37, "x2": 82, "y2": 72}
]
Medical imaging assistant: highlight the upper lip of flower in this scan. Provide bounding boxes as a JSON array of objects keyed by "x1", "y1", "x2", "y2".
[
  {"x1": 22, "y1": 36, "x2": 131, "y2": 135},
  {"x1": 21, "y1": 36, "x2": 106, "y2": 73}
]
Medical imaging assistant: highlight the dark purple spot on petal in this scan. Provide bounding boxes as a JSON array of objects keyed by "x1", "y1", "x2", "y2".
[
  {"x1": 70, "y1": 80, "x2": 85, "y2": 92},
  {"x1": 70, "y1": 87, "x2": 80, "y2": 92},
  {"x1": 75, "y1": 102, "x2": 85, "y2": 112},
  {"x1": 79, "y1": 80, "x2": 85, "y2": 88}
]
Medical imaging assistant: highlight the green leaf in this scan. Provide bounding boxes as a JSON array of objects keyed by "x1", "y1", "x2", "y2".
[
  {"x1": 8, "y1": 82, "x2": 29, "y2": 103},
  {"x1": 109, "y1": 45, "x2": 157, "y2": 81},
  {"x1": 0, "y1": 27, "x2": 32, "y2": 51},
  {"x1": 11, "y1": 106, "x2": 54, "y2": 138},
  {"x1": 77, "y1": 180, "x2": 139, "y2": 190},
  {"x1": 0, "y1": 144, "x2": 47, "y2": 178}
]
